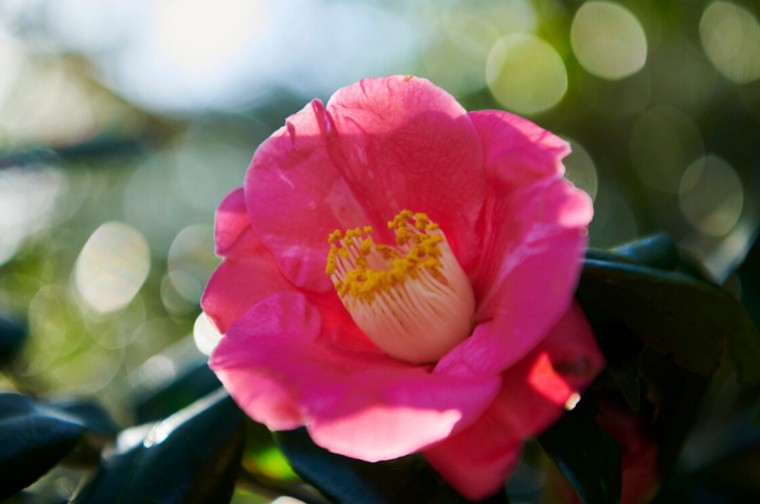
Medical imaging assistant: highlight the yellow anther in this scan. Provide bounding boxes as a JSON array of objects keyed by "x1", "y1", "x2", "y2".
[
  {"x1": 413, "y1": 212, "x2": 429, "y2": 229},
  {"x1": 324, "y1": 209, "x2": 474, "y2": 363},
  {"x1": 359, "y1": 237, "x2": 373, "y2": 256},
  {"x1": 328, "y1": 230, "x2": 342, "y2": 244}
]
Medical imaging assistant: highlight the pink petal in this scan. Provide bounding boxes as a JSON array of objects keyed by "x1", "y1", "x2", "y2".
[
  {"x1": 210, "y1": 291, "x2": 501, "y2": 461},
  {"x1": 245, "y1": 76, "x2": 488, "y2": 294},
  {"x1": 423, "y1": 407, "x2": 524, "y2": 501},
  {"x1": 325, "y1": 76, "x2": 486, "y2": 267},
  {"x1": 245, "y1": 99, "x2": 374, "y2": 293},
  {"x1": 436, "y1": 178, "x2": 592, "y2": 377},
  {"x1": 201, "y1": 228, "x2": 294, "y2": 334},
  {"x1": 495, "y1": 302, "x2": 603, "y2": 438},
  {"x1": 425, "y1": 303, "x2": 602, "y2": 500},
  {"x1": 468, "y1": 110, "x2": 570, "y2": 190},
  {"x1": 214, "y1": 187, "x2": 250, "y2": 257}
]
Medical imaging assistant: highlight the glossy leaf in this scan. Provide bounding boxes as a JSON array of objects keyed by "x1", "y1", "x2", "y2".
[
  {"x1": 578, "y1": 258, "x2": 760, "y2": 384},
  {"x1": 0, "y1": 393, "x2": 85, "y2": 501},
  {"x1": 73, "y1": 389, "x2": 244, "y2": 504},
  {"x1": 538, "y1": 400, "x2": 622, "y2": 504},
  {"x1": 275, "y1": 428, "x2": 508, "y2": 504},
  {"x1": 49, "y1": 399, "x2": 119, "y2": 436},
  {"x1": 586, "y1": 234, "x2": 679, "y2": 272}
]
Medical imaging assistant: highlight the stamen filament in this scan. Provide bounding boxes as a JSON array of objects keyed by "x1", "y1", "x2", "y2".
[{"x1": 325, "y1": 210, "x2": 475, "y2": 364}]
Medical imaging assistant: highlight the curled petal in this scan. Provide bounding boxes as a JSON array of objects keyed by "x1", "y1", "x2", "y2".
[
  {"x1": 201, "y1": 228, "x2": 294, "y2": 334},
  {"x1": 245, "y1": 100, "x2": 374, "y2": 292},
  {"x1": 436, "y1": 179, "x2": 592, "y2": 377},
  {"x1": 210, "y1": 291, "x2": 501, "y2": 461},
  {"x1": 245, "y1": 76, "x2": 488, "y2": 295},
  {"x1": 214, "y1": 187, "x2": 250, "y2": 257},
  {"x1": 325, "y1": 76, "x2": 487, "y2": 266},
  {"x1": 468, "y1": 110, "x2": 570, "y2": 190}
]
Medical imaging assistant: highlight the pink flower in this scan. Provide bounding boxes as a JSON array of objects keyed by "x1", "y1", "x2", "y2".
[{"x1": 203, "y1": 75, "x2": 603, "y2": 500}]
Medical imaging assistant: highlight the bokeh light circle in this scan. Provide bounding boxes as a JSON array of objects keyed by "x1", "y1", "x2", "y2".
[
  {"x1": 193, "y1": 312, "x2": 223, "y2": 356},
  {"x1": 486, "y1": 33, "x2": 567, "y2": 115},
  {"x1": 679, "y1": 155, "x2": 744, "y2": 237},
  {"x1": 571, "y1": 1, "x2": 648, "y2": 80},
  {"x1": 74, "y1": 222, "x2": 151, "y2": 313},
  {"x1": 700, "y1": 1, "x2": 760, "y2": 84}
]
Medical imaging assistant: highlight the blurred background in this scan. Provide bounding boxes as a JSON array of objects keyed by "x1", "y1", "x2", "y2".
[{"x1": 0, "y1": 0, "x2": 759, "y2": 501}]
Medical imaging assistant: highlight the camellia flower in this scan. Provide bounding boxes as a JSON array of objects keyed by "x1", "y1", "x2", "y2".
[{"x1": 203, "y1": 75, "x2": 603, "y2": 500}]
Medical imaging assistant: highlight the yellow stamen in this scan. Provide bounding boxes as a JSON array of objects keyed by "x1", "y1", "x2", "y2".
[{"x1": 326, "y1": 210, "x2": 475, "y2": 364}]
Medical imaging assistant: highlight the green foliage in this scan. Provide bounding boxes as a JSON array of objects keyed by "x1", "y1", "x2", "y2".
[
  {"x1": 72, "y1": 389, "x2": 244, "y2": 504},
  {"x1": 275, "y1": 428, "x2": 508, "y2": 504},
  {"x1": 581, "y1": 239, "x2": 760, "y2": 385},
  {"x1": 0, "y1": 393, "x2": 86, "y2": 501}
]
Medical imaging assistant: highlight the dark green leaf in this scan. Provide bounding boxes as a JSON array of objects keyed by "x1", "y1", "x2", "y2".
[
  {"x1": 737, "y1": 231, "x2": 760, "y2": 329},
  {"x1": 538, "y1": 400, "x2": 622, "y2": 504},
  {"x1": 640, "y1": 353, "x2": 710, "y2": 479},
  {"x1": 49, "y1": 399, "x2": 119, "y2": 436},
  {"x1": 0, "y1": 316, "x2": 27, "y2": 366},
  {"x1": 609, "y1": 233, "x2": 679, "y2": 271},
  {"x1": 0, "y1": 393, "x2": 86, "y2": 501},
  {"x1": 73, "y1": 388, "x2": 245, "y2": 504},
  {"x1": 46, "y1": 399, "x2": 120, "y2": 467},
  {"x1": 698, "y1": 441, "x2": 760, "y2": 497},
  {"x1": 579, "y1": 258, "x2": 760, "y2": 384},
  {"x1": 275, "y1": 428, "x2": 507, "y2": 504},
  {"x1": 604, "y1": 351, "x2": 643, "y2": 412}
]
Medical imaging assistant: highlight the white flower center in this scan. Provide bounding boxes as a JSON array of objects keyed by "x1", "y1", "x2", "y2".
[{"x1": 326, "y1": 210, "x2": 475, "y2": 364}]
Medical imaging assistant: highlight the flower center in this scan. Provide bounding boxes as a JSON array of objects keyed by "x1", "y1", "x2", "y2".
[{"x1": 326, "y1": 210, "x2": 475, "y2": 364}]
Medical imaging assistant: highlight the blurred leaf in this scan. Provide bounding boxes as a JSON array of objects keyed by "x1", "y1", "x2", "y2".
[
  {"x1": 3, "y1": 491, "x2": 67, "y2": 504},
  {"x1": 49, "y1": 399, "x2": 119, "y2": 436},
  {"x1": 698, "y1": 442, "x2": 760, "y2": 498},
  {"x1": 47, "y1": 398, "x2": 120, "y2": 467},
  {"x1": 610, "y1": 233, "x2": 679, "y2": 271},
  {"x1": 653, "y1": 437, "x2": 760, "y2": 503},
  {"x1": 0, "y1": 393, "x2": 85, "y2": 501},
  {"x1": 737, "y1": 231, "x2": 760, "y2": 329},
  {"x1": 275, "y1": 428, "x2": 507, "y2": 504},
  {"x1": 72, "y1": 389, "x2": 244, "y2": 504},
  {"x1": 641, "y1": 353, "x2": 710, "y2": 480},
  {"x1": 604, "y1": 349, "x2": 643, "y2": 412},
  {"x1": 242, "y1": 420, "x2": 297, "y2": 481},
  {"x1": 538, "y1": 400, "x2": 622, "y2": 504},
  {"x1": 0, "y1": 136, "x2": 143, "y2": 168},
  {"x1": 0, "y1": 316, "x2": 27, "y2": 366},
  {"x1": 134, "y1": 358, "x2": 222, "y2": 423},
  {"x1": 579, "y1": 258, "x2": 760, "y2": 384}
]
